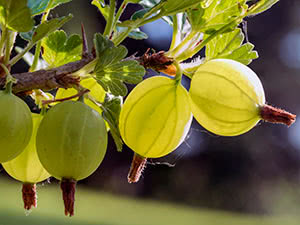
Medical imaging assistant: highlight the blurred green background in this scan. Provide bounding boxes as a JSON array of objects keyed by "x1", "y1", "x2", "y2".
[
  {"x1": 0, "y1": 178, "x2": 300, "y2": 225},
  {"x1": 4, "y1": 0, "x2": 300, "y2": 224}
]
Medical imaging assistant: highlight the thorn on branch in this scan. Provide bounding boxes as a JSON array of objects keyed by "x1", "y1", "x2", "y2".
[
  {"x1": 0, "y1": 55, "x2": 95, "y2": 93},
  {"x1": 81, "y1": 23, "x2": 89, "y2": 59}
]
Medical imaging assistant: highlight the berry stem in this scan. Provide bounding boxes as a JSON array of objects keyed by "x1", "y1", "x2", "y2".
[
  {"x1": 260, "y1": 104, "x2": 296, "y2": 126},
  {"x1": 60, "y1": 179, "x2": 76, "y2": 217},
  {"x1": 22, "y1": 183, "x2": 37, "y2": 210},
  {"x1": 42, "y1": 89, "x2": 89, "y2": 105},
  {"x1": 128, "y1": 153, "x2": 147, "y2": 183}
]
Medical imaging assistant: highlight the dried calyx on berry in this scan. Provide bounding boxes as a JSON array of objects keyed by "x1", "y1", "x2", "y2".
[
  {"x1": 189, "y1": 59, "x2": 296, "y2": 136},
  {"x1": 138, "y1": 49, "x2": 177, "y2": 76},
  {"x1": 36, "y1": 99, "x2": 107, "y2": 216},
  {"x1": 119, "y1": 76, "x2": 192, "y2": 183}
]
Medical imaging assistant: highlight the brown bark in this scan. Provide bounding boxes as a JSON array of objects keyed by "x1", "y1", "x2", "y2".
[{"x1": 0, "y1": 55, "x2": 94, "y2": 93}]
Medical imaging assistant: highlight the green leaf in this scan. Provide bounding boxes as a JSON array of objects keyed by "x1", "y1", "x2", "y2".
[
  {"x1": 247, "y1": 0, "x2": 279, "y2": 16},
  {"x1": 0, "y1": 0, "x2": 34, "y2": 32},
  {"x1": 141, "y1": 0, "x2": 200, "y2": 15},
  {"x1": 101, "y1": 94, "x2": 123, "y2": 152},
  {"x1": 95, "y1": 46, "x2": 128, "y2": 70},
  {"x1": 97, "y1": 60, "x2": 146, "y2": 84},
  {"x1": 128, "y1": 28, "x2": 148, "y2": 40},
  {"x1": 93, "y1": 33, "x2": 114, "y2": 57},
  {"x1": 32, "y1": 14, "x2": 73, "y2": 43},
  {"x1": 92, "y1": 0, "x2": 110, "y2": 21},
  {"x1": 27, "y1": 0, "x2": 48, "y2": 16},
  {"x1": 119, "y1": 0, "x2": 168, "y2": 28},
  {"x1": 116, "y1": 26, "x2": 148, "y2": 40},
  {"x1": 47, "y1": 0, "x2": 72, "y2": 9},
  {"x1": 125, "y1": 0, "x2": 142, "y2": 3},
  {"x1": 28, "y1": 0, "x2": 72, "y2": 16},
  {"x1": 94, "y1": 45, "x2": 145, "y2": 96},
  {"x1": 139, "y1": 0, "x2": 173, "y2": 25},
  {"x1": 162, "y1": 0, "x2": 201, "y2": 15},
  {"x1": 224, "y1": 43, "x2": 258, "y2": 65},
  {"x1": 139, "y1": 0, "x2": 161, "y2": 8},
  {"x1": 20, "y1": 28, "x2": 36, "y2": 41},
  {"x1": 190, "y1": 0, "x2": 247, "y2": 33},
  {"x1": 201, "y1": 0, "x2": 214, "y2": 8},
  {"x1": 41, "y1": 30, "x2": 82, "y2": 68},
  {"x1": 97, "y1": 78, "x2": 128, "y2": 96},
  {"x1": 131, "y1": 8, "x2": 150, "y2": 20},
  {"x1": 186, "y1": 4, "x2": 204, "y2": 29},
  {"x1": 205, "y1": 28, "x2": 258, "y2": 65}
]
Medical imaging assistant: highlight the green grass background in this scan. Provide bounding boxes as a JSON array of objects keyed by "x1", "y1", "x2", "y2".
[{"x1": 0, "y1": 178, "x2": 298, "y2": 225}]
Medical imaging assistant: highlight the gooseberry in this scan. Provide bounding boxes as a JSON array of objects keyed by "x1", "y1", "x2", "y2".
[
  {"x1": 0, "y1": 84, "x2": 33, "y2": 162},
  {"x1": 36, "y1": 100, "x2": 107, "y2": 216},
  {"x1": 2, "y1": 113, "x2": 50, "y2": 211},
  {"x1": 189, "y1": 59, "x2": 296, "y2": 136},
  {"x1": 119, "y1": 76, "x2": 192, "y2": 183}
]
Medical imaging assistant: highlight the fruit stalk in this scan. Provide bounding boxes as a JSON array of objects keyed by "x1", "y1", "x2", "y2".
[
  {"x1": 22, "y1": 183, "x2": 37, "y2": 210},
  {"x1": 60, "y1": 179, "x2": 76, "y2": 217},
  {"x1": 128, "y1": 154, "x2": 147, "y2": 183},
  {"x1": 260, "y1": 104, "x2": 296, "y2": 126},
  {"x1": 42, "y1": 89, "x2": 90, "y2": 105}
]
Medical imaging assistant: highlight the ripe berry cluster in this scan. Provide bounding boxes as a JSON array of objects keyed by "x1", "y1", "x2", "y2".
[{"x1": 0, "y1": 59, "x2": 295, "y2": 217}]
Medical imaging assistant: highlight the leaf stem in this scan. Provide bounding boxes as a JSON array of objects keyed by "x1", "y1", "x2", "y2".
[
  {"x1": 0, "y1": 63, "x2": 15, "y2": 93},
  {"x1": 138, "y1": 11, "x2": 164, "y2": 27},
  {"x1": 9, "y1": 41, "x2": 35, "y2": 66},
  {"x1": 113, "y1": 27, "x2": 132, "y2": 46},
  {"x1": 176, "y1": 21, "x2": 239, "y2": 62},
  {"x1": 30, "y1": 42, "x2": 42, "y2": 72},
  {"x1": 166, "y1": 30, "x2": 197, "y2": 59},
  {"x1": 112, "y1": 1, "x2": 127, "y2": 32},
  {"x1": 30, "y1": 11, "x2": 50, "y2": 72},
  {"x1": 86, "y1": 94, "x2": 103, "y2": 108},
  {"x1": 42, "y1": 89, "x2": 90, "y2": 105},
  {"x1": 103, "y1": 0, "x2": 116, "y2": 38},
  {"x1": 113, "y1": 11, "x2": 164, "y2": 46},
  {"x1": 0, "y1": 26, "x2": 7, "y2": 56},
  {"x1": 169, "y1": 14, "x2": 179, "y2": 51},
  {"x1": 4, "y1": 30, "x2": 16, "y2": 64},
  {"x1": 173, "y1": 60, "x2": 183, "y2": 82}
]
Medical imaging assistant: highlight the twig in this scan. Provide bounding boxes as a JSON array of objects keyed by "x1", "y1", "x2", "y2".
[
  {"x1": 42, "y1": 89, "x2": 90, "y2": 105},
  {"x1": 0, "y1": 55, "x2": 95, "y2": 93}
]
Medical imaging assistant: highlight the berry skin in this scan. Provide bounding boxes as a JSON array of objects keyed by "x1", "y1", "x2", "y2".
[
  {"x1": 119, "y1": 76, "x2": 192, "y2": 159},
  {"x1": 36, "y1": 101, "x2": 107, "y2": 181},
  {"x1": 2, "y1": 113, "x2": 50, "y2": 210},
  {"x1": 119, "y1": 76, "x2": 192, "y2": 183},
  {"x1": 189, "y1": 59, "x2": 295, "y2": 136},
  {"x1": 0, "y1": 89, "x2": 32, "y2": 162},
  {"x1": 3, "y1": 113, "x2": 50, "y2": 183},
  {"x1": 36, "y1": 100, "x2": 107, "y2": 216}
]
